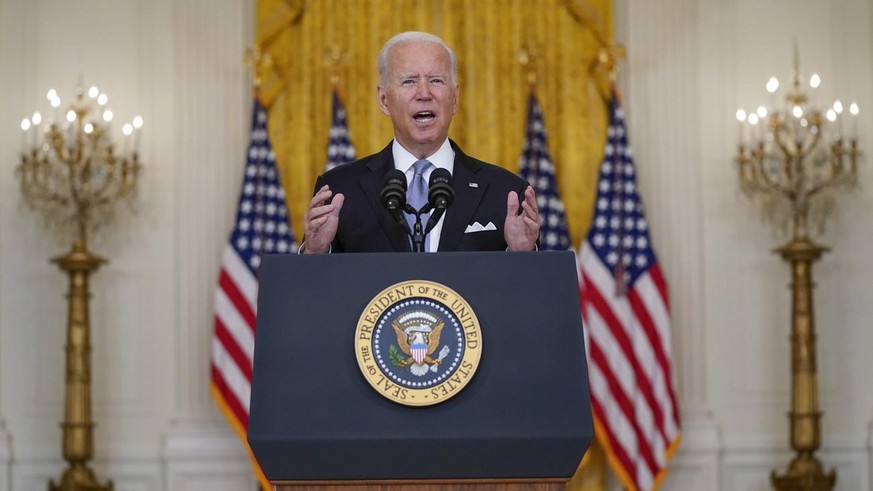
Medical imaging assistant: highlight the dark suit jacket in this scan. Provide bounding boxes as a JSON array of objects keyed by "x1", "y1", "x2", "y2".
[{"x1": 313, "y1": 140, "x2": 529, "y2": 252}]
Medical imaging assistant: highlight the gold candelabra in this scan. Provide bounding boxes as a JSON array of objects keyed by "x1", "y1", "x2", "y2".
[
  {"x1": 734, "y1": 51, "x2": 859, "y2": 491},
  {"x1": 16, "y1": 84, "x2": 143, "y2": 491}
]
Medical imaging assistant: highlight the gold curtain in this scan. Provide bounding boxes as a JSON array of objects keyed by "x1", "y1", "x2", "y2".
[{"x1": 256, "y1": 0, "x2": 611, "y2": 248}]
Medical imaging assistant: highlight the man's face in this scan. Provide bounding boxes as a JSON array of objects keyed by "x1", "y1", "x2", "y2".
[{"x1": 378, "y1": 42, "x2": 459, "y2": 158}]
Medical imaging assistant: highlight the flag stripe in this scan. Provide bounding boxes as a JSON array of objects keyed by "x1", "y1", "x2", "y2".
[
  {"x1": 215, "y1": 287, "x2": 256, "y2": 362},
  {"x1": 589, "y1": 346, "x2": 656, "y2": 490},
  {"x1": 648, "y1": 262, "x2": 671, "y2": 313},
  {"x1": 631, "y1": 269, "x2": 679, "y2": 430},
  {"x1": 219, "y1": 268, "x2": 256, "y2": 332},
  {"x1": 647, "y1": 267, "x2": 682, "y2": 431},
  {"x1": 222, "y1": 245, "x2": 258, "y2": 313},
  {"x1": 585, "y1": 285, "x2": 642, "y2": 424},
  {"x1": 212, "y1": 335, "x2": 252, "y2": 413},
  {"x1": 584, "y1": 277, "x2": 659, "y2": 476},
  {"x1": 588, "y1": 366, "x2": 636, "y2": 476},
  {"x1": 582, "y1": 258, "x2": 664, "y2": 442},
  {"x1": 635, "y1": 270, "x2": 671, "y2": 359},
  {"x1": 592, "y1": 409, "x2": 642, "y2": 491},
  {"x1": 210, "y1": 351, "x2": 250, "y2": 426},
  {"x1": 214, "y1": 316, "x2": 253, "y2": 381},
  {"x1": 627, "y1": 289, "x2": 671, "y2": 444},
  {"x1": 210, "y1": 365, "x2": 249, "y2": 428},
  {"x1": 587, "y1": 332, "x2": 640, "y2": 461}
]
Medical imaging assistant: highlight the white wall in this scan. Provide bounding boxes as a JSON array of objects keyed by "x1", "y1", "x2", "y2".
[
  {"x1": 0, "y1": 0, "x2": 255, "y2": 489},
  {"x1": 0, "y1": 0, "x2": 871, "y2": 490}
]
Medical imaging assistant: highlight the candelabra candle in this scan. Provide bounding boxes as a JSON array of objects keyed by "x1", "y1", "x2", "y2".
[
  {"x1": 19, "y1": 118, "x2": 31, "y2": 151},
  {"x1": 736, "y1": 108, "x2": 747, "y2": 145},
  {"x1": 849, "y1": 102, "x2": 860, "y2": 139}
]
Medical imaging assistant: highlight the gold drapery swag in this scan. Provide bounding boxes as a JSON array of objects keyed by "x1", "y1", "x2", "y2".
[{"x1": 256, "y1": 0, "x2": 612, "y2": 249}]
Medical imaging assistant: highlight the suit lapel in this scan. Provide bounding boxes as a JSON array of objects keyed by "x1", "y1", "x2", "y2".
[
  {"x1": 360, "y1": 143, "x2": 411, "y2": 252},
  {"x1": 439, "y1": 143, "x2": 487, "y2": 251}
]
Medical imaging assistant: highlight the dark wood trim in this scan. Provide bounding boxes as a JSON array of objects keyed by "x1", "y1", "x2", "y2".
[{"x1": 275, "y1": 478, "x2": 568, "y2": 491}]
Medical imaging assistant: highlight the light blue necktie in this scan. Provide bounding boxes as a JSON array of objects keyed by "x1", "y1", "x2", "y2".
[{"x1": 406, "y1": 159, "x2": 433, "y2": 251}]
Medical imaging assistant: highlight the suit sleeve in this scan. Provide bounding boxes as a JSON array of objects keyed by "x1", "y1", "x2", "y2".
[
  {"x1": 515, "y1": 177, "x2": 539, "y2": 250},
  {"x1": 515, "y1": 179, "x2": 530, "y2": 216},
  {"x1": 312, "y1": 174, "x2": 326, "y2": 195}
]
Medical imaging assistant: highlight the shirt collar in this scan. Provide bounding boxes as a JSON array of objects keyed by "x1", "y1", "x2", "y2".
[{"x1": 392, "y1": 139, "x2": 455, "y2": 175}]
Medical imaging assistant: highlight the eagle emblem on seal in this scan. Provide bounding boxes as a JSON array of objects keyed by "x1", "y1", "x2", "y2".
[{"x1": 391, "y1": 311, "x2": 452, "y2": 377}]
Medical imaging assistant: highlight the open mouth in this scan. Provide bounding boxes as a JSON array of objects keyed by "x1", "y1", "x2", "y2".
[{"x1": 413, "y1": 111, "x2": 435, "y2": 123}]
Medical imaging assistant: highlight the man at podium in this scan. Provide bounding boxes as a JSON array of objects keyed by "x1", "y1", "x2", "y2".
[
  {"x1": 300, "y1": 31, "x2": 541, "y2": 254},
  {"x1": 253, "y1": 35, "x2": 595, "y2": 487}
]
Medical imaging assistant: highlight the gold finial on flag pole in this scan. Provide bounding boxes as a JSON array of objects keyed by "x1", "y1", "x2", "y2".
[
  {"x1": 597, "y1": 44, "x2": 627, "y2": 83},
  {"x1": 244, "y1": 46, "x2": 263, "y2": 88},
  {"x1": 244, "y1": 46, "x2": 275, "y2": 90},
  {"x1": 324, "y1": 44, "x2": 348, "y2": 89},
  {"x1": 519, "y1": 42, "x2": 542, "y2": 90}
]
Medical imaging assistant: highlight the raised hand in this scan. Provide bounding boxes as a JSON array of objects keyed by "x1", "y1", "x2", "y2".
[
  {"x1": 302, "y1": 185, "x2": 344, "y2": 254},
  {"x1": 504, "y1": 186, "x2": 539, "y2": 252}
]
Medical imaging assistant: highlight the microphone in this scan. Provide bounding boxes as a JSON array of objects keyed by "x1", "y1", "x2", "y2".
[
  {"x1": 428, "y1": 168, "x2": 454, "y2": 210},
  {"x1": 381, "y1": 169, "x2": 408, "y2": 227},
  {"x1": 424, "y1": 168, "x2": 454, "y2": 234}
]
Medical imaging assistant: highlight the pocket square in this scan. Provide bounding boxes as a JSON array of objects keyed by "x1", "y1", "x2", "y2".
[{"x1": 464, "y1": 221, "x2": 497, "y2": 233}]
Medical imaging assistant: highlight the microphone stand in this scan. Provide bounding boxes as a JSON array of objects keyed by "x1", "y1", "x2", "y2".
[{"x1": 405, "y1": 203, "x2": 432, "y2": 253}]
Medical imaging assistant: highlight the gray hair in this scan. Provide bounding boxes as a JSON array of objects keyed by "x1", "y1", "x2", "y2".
[{"x1": 377, "y1": 31, "x2": 458, "y2": 87}]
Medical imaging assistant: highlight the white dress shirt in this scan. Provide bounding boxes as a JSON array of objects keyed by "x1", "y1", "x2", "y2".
[{"x1": 391, "y1": 139, "x2": 454, "y2": 252}]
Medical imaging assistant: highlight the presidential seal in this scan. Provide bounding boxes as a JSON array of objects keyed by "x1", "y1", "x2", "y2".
[{"x1": 355, "y1": 280, "x2": 482, "y2": 407}]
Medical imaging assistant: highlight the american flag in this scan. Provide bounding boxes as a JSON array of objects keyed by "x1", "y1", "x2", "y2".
[
  {"x1": 325, "y1": 90, "x2": 356, "y2": 171},
  {"x1": 577, "y1": 91, "x2": 681, "y2": 490},
  {"x1": 518, "y1": 93, "x2": 571, "y2": 251},
  {"x1": 210, "y1": 97, "x2": 296, "y2": 490}
]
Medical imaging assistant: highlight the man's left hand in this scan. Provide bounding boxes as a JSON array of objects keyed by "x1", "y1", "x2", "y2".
[{"x1": 504, "y1": 186, "x2": 540, "y2": 251}]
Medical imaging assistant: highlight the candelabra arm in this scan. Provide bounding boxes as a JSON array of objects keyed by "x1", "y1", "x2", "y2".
[
  {"x1": 749, "y1": 148, "x2": 793, "y2": 199},
  {"x1": 89, "y1": 157, "x2": 120, "y2": 206},
  {"x1": 806, "y1": 177, "x2": 835, "y2": 200},
  {"x1": 800, "y1": 125, "x2": 824, "y2": 157},
  {"x1": 772, "y1": 123, "x2": 799, "y2": 162},
  {"x1": 61, "y1": 161, "x2": 84, "y2": 209},
  {"x1": 806, "y1": 145, "x2": 858, "y2": 200},
  {"x1": 19, "y1": 180, "x2": 67, "y2": 211},
  {"x1": 848, "y1": 140, "x2": 859, "y2": 176},
  {"x1": 836, "y1": 141, "x2": 860, "y2": 183},
  {"x1": 18, "y1": 152, "x2": 69, "y2": 208}
]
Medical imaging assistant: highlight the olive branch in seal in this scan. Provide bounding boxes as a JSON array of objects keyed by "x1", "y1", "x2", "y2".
[{"x1": 388, "y1": 345, "x2": 405, "y2": 366}]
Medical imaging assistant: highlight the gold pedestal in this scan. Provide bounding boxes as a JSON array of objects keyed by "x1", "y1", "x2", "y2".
[
  {"x1": 48, "y1": 242, "x2": 113, "y2": 491},
  {"x1": 770, "y1": 237, "x2": 835, "y2": 491},
  {"x1": 771, "y1": 457, "x2": 835, "y2": 491}
]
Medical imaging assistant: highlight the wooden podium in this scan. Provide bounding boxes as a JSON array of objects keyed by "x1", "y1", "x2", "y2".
[{"x1": 249, "y1": 252, "x2": 593, "y2": 490}]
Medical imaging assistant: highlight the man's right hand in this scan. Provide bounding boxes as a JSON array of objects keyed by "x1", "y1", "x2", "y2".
[{"x1": 302, "y1": 184, "x2": 344, "y2": 254}]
